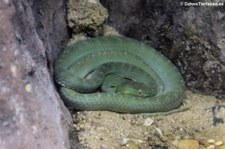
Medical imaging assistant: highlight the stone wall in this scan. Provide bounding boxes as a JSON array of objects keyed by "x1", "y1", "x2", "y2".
[
  {"x1": 101, "y1": 0, "x2": 225, "y2": 98},
  {"x1": 0, "y1": 0, "x2": 79, "y2": 148}
]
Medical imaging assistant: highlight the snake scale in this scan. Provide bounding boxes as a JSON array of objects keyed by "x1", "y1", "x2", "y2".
[{"x1": 54, "y1": 36, "x2": 185, "y2": 113}]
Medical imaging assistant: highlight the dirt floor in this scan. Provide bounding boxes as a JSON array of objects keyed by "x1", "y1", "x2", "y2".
[
  {"x1": 73, "y1": 91, "x2": 225, "y2": 149},
  {"x1": 66, "y1": 2, "x2": 225, "y2": 148}
]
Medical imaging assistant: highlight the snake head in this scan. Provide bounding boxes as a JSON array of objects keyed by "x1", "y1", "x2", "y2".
[{"x1": 115, "y1": 81, "x2": 156, "y2": 97}]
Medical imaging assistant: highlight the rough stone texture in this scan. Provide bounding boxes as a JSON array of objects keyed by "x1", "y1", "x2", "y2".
[
  {"x1": 100, "y1": 0, "x2": 225, "y2": 98},
  {"x1": 0, "y1": 0, "x2": 79, "y2": 148},
  {"x1": 68, "y1": 0, "x2": 108, "y2": 36}
]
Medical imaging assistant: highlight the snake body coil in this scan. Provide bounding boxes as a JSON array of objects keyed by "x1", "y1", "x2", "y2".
[{"x1": 54, "y1": 36, "x2": 185, "y2": 113}]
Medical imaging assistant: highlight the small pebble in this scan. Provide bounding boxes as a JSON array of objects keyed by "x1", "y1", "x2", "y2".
[
  {"x1": 207, "y1": 145, "x2": 215, "y2": 149},
  {"x1": 25, "y1": 83, "x2": 32, "y2": 92},
  {"x1": 10, "y1": 64, "x2": 17, "y2": 77},
  {"x1": 88, "y1": 0, "x2": 97, "y2": 4},
  {"x1": 177, "y1": 139, "x2": 199, "y2": 149},
  {"x1": 121, "y1": 137, "x2": 129, "y2": 145},
  {"x1": 77, "y1": 124, "x2": 85, "y2": 130},
  {"x1": 217, "y1": 145, "x2": 225, "y2": 149},
  {"x1": 127, "y1": 141, "x2": 139, "y2": 149},
  {"x1": 207, "y1": 139, "x2": 215, "y2": 144},
  {"x1": 143, "y1": 118, "x2": 154, "y2": 126},
  {"x1": 215, "y1": 141, "x2": 223, "y2": 146}
]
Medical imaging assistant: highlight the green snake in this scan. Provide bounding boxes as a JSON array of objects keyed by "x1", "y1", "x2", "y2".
[{"x1": 54, "y1": 36, "x2": 185, "y2": 113}]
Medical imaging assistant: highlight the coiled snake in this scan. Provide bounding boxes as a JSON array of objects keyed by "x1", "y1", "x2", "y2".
[{"x1": 54, "y1": 36, "x2": 185, "y2": 113}]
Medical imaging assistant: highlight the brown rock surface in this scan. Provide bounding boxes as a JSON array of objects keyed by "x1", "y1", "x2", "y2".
[{"x1": 68, "y1": 0, "x2": 108, "y2": 35}]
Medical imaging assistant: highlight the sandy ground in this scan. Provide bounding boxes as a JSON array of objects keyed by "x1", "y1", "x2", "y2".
[
  {"x1": 73, "y1": 91, "x2": 225, "y2": 149},
  {"x1": 66, "y1": 2, "x2": 225, "y2": 148}
]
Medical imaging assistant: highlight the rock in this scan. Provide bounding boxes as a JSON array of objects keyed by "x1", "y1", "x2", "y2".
[
  {"x1": 127, "y1": 141, "x2": 139, "y2": 149},
  {"x1": 68, "y1": 0, "x2": 108, "y2": 35},
  {"x1": 218, "y1": 145, "x2": 225, "y2": 149},
  {"x1": 215, "y1": 141, "x2": 223, "y2": 146},
  {"x1": 143, "y1": 118, "x2": 154, "y2": 126},
  {"x1": 208, "y1": 139, "x2": 216, "y2": 144},
  {"x1": 177, "y1": 139, "x2": 199, "y2": 149},
  {"x1": 0, "y1": 0, "x2": 79, "y2": 148},
  {"x1": 101, "y1": 0, "x2": 225, "y2": 98},
  {"x1": 207, "y1": 145, "x2": 215, "y2": 149}
]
